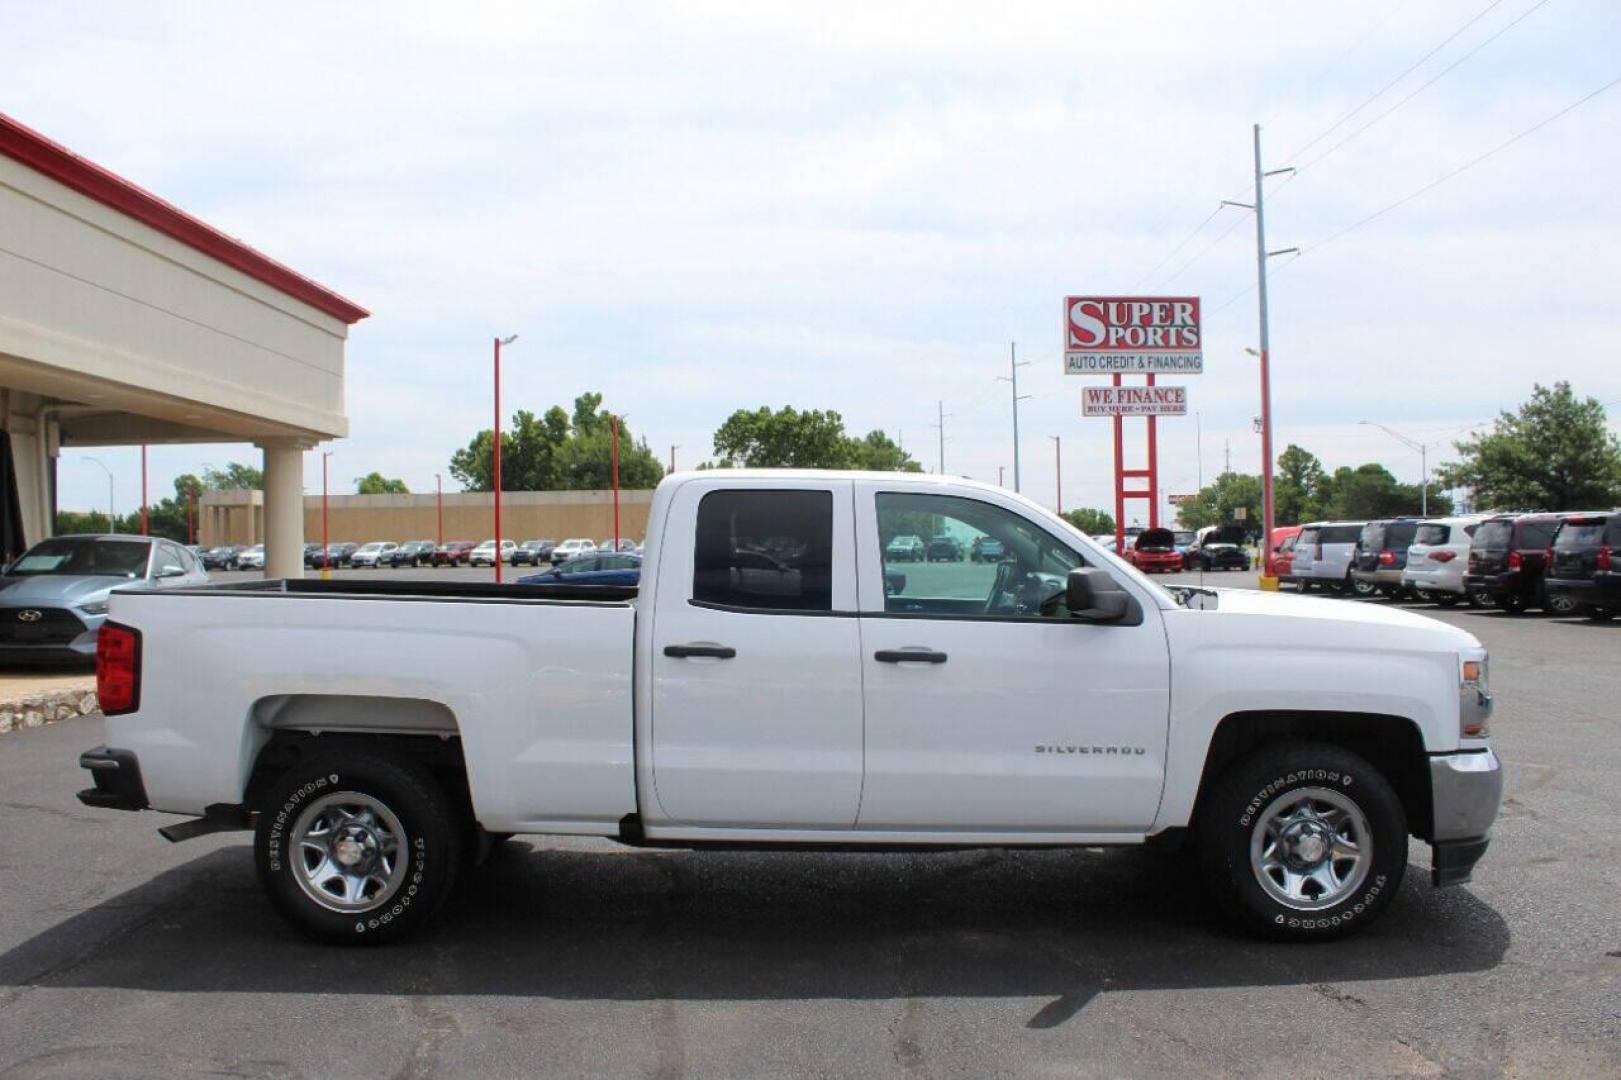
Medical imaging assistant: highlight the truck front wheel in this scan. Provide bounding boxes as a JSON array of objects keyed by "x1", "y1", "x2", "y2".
[
  {"x1": 254, "y1": 750, "x2": 462, "y2": 945},
  {"x1": 1197, "y1": 742, "x2": 1406, "y2": 941}
]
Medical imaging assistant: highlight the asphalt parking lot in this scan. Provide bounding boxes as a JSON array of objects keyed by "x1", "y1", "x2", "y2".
[{"x1": 0, "y1": 571, "x2": 1616, "y2": 1077}]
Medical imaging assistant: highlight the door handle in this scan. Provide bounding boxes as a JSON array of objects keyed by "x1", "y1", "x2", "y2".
[
  {"x1": 874, "y1": 649, "x2": 948, "y2": 664},
  {"x1": 664, "y1": 643, "x2": 737, "y2": 659}
]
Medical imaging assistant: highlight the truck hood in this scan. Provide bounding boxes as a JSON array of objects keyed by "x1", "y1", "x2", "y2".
[{"x1": 1181, "y1": 586, "x2": 1481, "y2": 652}]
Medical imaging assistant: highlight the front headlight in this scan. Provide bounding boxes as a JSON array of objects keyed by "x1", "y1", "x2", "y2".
[
  {"x1": 1460, "y1": 656, "x2": 1492, "y2": 738},
  {"x1": 79, "y1": 599, "x2": 110, "y2": 616}
]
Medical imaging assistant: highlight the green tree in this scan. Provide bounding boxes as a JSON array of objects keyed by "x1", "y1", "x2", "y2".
[
  {"x1": 711, "y1": 406, "x2": 857, "y2": 468},
  {"x1": 1274, "y1": 444, "x2": 1326, "y2": 525},
  {"x1": 848, "y1": 430, "x2": 923, "y2": 472},
  {"x1": 1062, "y1": 508, "x2": 1116, "y2": 535},
  {"x1": 1176, "y1": 472, "x2": 1264, "y2": 530},
  {"x1": 202, "y1": 462, "x2": 263, "y2": 490},
  {"x1": 449, "y1": 393, "x2": 663, "y2": 492},
  {"x1": 355, "y1": 472, "x2": 410, "y2": 495},
  {"x1": 1318, "y1": 463, "x2": 1452, "y2": 519},
  {"x1": 1435, "y1": 381, "x2": 1621, "y2": 510}
]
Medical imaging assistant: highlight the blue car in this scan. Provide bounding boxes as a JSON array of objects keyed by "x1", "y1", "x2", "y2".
[
  {"x1": 0, "y1": 534, "x2": 211, "y2": 664},
  {"x1": 518, "y1": 552, "x2": 642, "y2": 587}
]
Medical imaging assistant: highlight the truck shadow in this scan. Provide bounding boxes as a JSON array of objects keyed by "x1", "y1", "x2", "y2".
[{"x1": 0, "y1": 841, "x2": 1508, "y2": 1026}]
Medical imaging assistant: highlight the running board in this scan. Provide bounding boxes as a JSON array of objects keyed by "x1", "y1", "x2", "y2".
[{"x1": 159, "y1": 804, "x2": 253, "y2": 843}]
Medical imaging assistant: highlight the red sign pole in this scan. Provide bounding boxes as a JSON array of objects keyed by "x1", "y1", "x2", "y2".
[
  {"x1": 1112, "y1": 374, "x2": 1125, "y2": 552},
  {"x1": 1146, "y1": 373, "x2": 1160, "y2": 528},
  {"x1": 492, "y1": 336, "x2": 503, "y2": 584}
]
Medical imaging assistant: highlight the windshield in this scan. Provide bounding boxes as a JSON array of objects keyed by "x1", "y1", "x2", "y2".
[
  {"x1": 1414, "y1": 524, "x2": 1450, "y2": 546},
  {"x1": 1473, "y1": 521, "x2": 1513, "y2": 549},
  {"x1": 1555, "y1": 522, "x2": 1605, "y2": 550},
  {"x1": 9, "y1": 537, "x2": 150, "y2": 577}
]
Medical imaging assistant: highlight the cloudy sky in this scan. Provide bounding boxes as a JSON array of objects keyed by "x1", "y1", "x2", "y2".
[{"x1": 6, "y1": 0, "x2": 1619, "y2": 523}]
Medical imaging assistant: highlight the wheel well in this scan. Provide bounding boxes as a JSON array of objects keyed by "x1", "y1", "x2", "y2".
[
  {"x1": 1191, "y1": 711, "x2": 1435, "y2": 841},
  {"x1": 245, "y1": 730, "x2": 475, "y2": 829}
]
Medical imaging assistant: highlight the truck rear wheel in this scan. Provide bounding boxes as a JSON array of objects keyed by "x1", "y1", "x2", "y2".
[
  {"x1": 1197, "y1": 742, "x2": 1406, "y2": 941},
  {"x1": 254, "y1": 750, "x2": 462, "y2": 945}
]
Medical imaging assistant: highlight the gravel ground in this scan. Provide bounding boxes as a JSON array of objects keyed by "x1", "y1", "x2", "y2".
[{"x1": 0, "y1": 574, "x2": 1615, "y2": 1077}]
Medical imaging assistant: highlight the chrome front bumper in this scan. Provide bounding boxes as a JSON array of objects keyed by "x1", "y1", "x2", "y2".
[{"x1": 1429, "y1": 749, "x2": 1504, "y2": 886}]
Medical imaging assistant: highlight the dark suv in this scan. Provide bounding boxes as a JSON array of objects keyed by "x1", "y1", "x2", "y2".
[
  {"x1": 926, "y1": 536, "x2": 964, "y2": 562},
  {"x1": 1350, "y1": 518, "x2": 1421, "y2": 598},
  {"x1": 1544, "y1": 513, "x2": 1619, "y2": 619},
  {"x1": 1464, "y1": 513, "x2": 1565, "y2": 613}
]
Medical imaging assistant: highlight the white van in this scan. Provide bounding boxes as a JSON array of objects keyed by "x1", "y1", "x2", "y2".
[{"x1": 1286, "y1": 521, "x2": 1365, "y2": 593}]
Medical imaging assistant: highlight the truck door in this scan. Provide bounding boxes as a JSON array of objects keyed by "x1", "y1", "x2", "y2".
[
  {"x1": 853, "y1": 482, "x2": 1170, "y2": 834},
  {"x1": 647, "y1": 479, "x2": 864, "y2": 828}
]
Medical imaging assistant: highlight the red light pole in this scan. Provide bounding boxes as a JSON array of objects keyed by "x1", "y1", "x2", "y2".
[
  {"x1": 610, "y1": 414, "x2": 621, "y2": 549},
  {"x1": 139, "y1": 444, "x2": 149, "y2": 536},
  {"x1": 434, "y1": 472, "x2": 443, "y2": 546},
  {"x1": 492, "y1": 334, "x2": 518, "y2": 583},
  {"x1": 321, "y1": 451, "x2": 332, "y2": 579}
]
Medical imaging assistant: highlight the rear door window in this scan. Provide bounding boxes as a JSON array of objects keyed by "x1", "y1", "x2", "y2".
[
  {"x1": 1473, "y1": 521, "x2": 1513, "y2": 549},
  {"x1": 1321, "y1": 524, "x2": 1361, "y2": 544},
  {"x1": 1555, "y1": 522, "x2": 1605, "y2": 551},
  {"x1": 1385, "y1": 522, "x2": 1418, "y2": 550},
  {"x1": 1360, "y1": 522, "x2": 1386, "y2": 550},
  {"x1": 1519, "y1": 520, "x2": 1557, "y2": 549},
  {"x1": 1296, "y1": 527, "x2": 1320, "y2": 548},
  {"x1": 693, "y1": 490, "x2": 833, "y2": 612},
  {"x1": 1414, "y1": 524, "x2": 1450, "y2": 545}
]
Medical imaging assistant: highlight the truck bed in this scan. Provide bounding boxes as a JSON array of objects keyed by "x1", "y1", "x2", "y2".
[{"x1": 156, "y1": 577, "x2": 638, "y2": 604}]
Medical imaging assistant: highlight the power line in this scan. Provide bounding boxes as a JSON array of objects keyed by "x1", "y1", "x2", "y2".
[
  {"x1": 1294, "y1": 0, "x2": 1554, "y2": 175},
  {"x1": 1300, "y1": 71, "x2": 1621, "y2": 257},
  {"x1": 1131, "y1": 205, "x2": 1227, "y2": 289},
  {"x1": 1283, "y1": 0, "x2": 1510, "y2": 162}
]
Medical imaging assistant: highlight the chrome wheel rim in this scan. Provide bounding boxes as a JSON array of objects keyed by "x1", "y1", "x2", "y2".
[
  {"x1": 1249, "y1": 786, "x2": 1372, "y2": 911},
  {"x1": 290, "y1": 792, "x2": 408, "y2": 913}
]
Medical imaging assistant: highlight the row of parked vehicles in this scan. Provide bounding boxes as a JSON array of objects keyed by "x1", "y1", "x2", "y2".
[
  {"x1": 1108, "y1": 525, "x2": 1253, "y2": 574},
  {"x1": 883, "y1": 534, "x2": 1009, "y2": 563},
  {"x1": 1271, "y1": 510, "x2": 1619, "y2": 618},
  {"x1": 298, "y1": 537, "x2": 641, "y2": 570}
]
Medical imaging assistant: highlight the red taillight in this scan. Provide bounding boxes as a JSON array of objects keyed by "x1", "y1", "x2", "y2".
[
  {"x1": 1507, "y1": 550, "x2": 1523, "y2": 570},
  {"x1": 1378, "y1": 549, "x2": 1395, "y2": 566},
  {"x1": 96, "y1": 622, "x2": 141, "y2": 716},
  {"x1": 1430, "y1": 550, "x2": 1456, "y2": 563},
  {"x1": 1600, "y1": 547, "x2": 1613, "y2": 572},
  {"x1": 1544, "y1": 547, "x2": 1554, "y2": 568}
]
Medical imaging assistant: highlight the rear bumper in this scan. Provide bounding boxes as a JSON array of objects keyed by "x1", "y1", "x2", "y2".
[
  {"x1": 1351, "y1": 566, "x2": 1406, "y2": 587},
  {"x1": 77, "y1": 746, "x2": 149, "y2": 811},
  {"x1": 1402, "y1": 565, "x2": 1465, "y2": 593},
  {"x1": 1428, "y1": 749, "x2": 1503, "y2": 886}
]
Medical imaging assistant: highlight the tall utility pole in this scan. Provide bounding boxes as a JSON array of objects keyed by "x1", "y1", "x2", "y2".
[
  {"x1": 933, "y1": 400, "x2": 950, "y2": 474},
  {"x1": 998, "y1": 466, "x2": 1005, "y2": 487},
  {"x1": 1223, "y1": 125, "x2": 1296, "y2": 570},
  {"x1": 997, "y1": 342, "x2": 1031, "y2": 492},
  {"x1": 1049, "y1": 435, "x2": 1062, "y2": 513},
  {"x1": 669, "y1": 445, "x2": 679, "y2": 473},
  {"x1": 492, "y1": 334, "x2": 518, "y2": 583},
  {"x1": 1224, "y1": 440, "x2": 1231, "y2": 476}
]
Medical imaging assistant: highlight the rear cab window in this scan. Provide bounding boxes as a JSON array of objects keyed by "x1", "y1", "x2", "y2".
[{"x1": 692, "y1": 489, "x2": 834, "y2": 612}]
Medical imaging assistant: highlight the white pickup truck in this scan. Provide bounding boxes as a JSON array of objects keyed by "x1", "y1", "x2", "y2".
[{"x1": 77, "y1": 471, "x2": 1502, "y2": 944}]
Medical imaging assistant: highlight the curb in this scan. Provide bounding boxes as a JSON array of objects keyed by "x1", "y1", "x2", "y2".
[{"x1": 0, "y1": 687, "x2": 100, "y2": 734}]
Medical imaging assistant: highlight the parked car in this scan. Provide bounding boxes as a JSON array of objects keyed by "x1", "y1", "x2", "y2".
[
  {"x1": 389, "y1": 540, "x2": 437, "y2": 568},
  {"x1": 234, "y1": 544, "x2": 266, "y2": 571},
  {"x1": 0, "y1": 534, "x2": 208, "y2": 663},
  {"x1": 198, "y1": 544, "x2": 245, "y2": 570},
  {"x1": 596, "y1": 539, "x2": 638, "y2": 554},
  {"x1": 518, "y1": 552, "x2": 643, "y2": 587},
  {"x1": 1125, "y1": 527, "x2": 1184, "y2": 574},
  {"x1": 468, "y1": 539, "x2": 518, "y2": 567},
  {"x1": 79, "y1": 470, "x2": 1501, "y2": 946},
  {"x1": 970, "y1": 536, "x2": 1006, "y2": 563},
  {"x1": 1188, "y1": 525, "x2": 1249, "y2": 571},
  {"x1": 511, "y1": 539, "x2": 556, "y2": 567},
  {"x1": 1544, "y1": 512, "x2": 1618, "y2": 619},
  {"x1": 348, "y1": 542, "x2": 399, "y2": 569},
  {"x1": 1401, "y1": 517, "x2": 1485, "y2": 606},
  {"x1": 431, "y1": 541, "x2": 475, "y2": 567},
  {"x1": 884, "y1": 535, "x2": 926, "y2": 562},
  {"x1": 1350, "y1": 518, "x2": 1423, "y2": 599},
  {"x1": 301, "y1": 543, "x2": 326, "y2": 569},
  {"x1": 548, "y1": 538, "x2": 597, "y2": 565},
  {"x1": 1171, "y1": 530, "x2": 1198, "y2": 568},
  {"x1": 1464, "y1": 513, "x2": 1568, "y2": 613},
  {"x1": 926, "y1": 535, "x2": 964, "y2": 562},
  {"x1": 1284, "y1": 521, "x2": 1366, "y2": 593},
  {"x1": 1263, "y1": 525, "x2": 1302, "y2": 580}
]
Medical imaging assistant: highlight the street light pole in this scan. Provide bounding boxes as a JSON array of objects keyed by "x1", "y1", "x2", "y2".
[
  {"x1": 1050, "y1": 435, "x2": 1062, "y2": 513},
  {"x1": 669, "y1": 445, "x2": 679, "y2": 473},
  {"x1": 610, "y1": 413, "x2": 622, "y2": 549},
  {"x1": 140, "y1": 445, "x2": 149, "y2": 536},
  {"x1": 997, "y1": 342, "x2": 1032, "y2": 492},
  {"x1": 80, "y1": 457, "x2": 115, "y2": 532},
  {"x1": 1359, "y1": 421, "x2": 1430, "y2": 516},
  {"x1": 321, "y1": 451, "x2": 332, "y2": 579},
  {"x1": 492, "y1": 334, "x2": 518, "y2": 583}
]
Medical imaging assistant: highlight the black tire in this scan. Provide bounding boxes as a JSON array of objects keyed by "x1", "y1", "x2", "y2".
[
  {"x1": 1433, "y1": 593, "x2": 1461, "y2": 607},
  {"x1": 1349, "y1": 575, "x2": 1379, "y2": 599},
  {"x1": 1545, "y1": 591, "x2": 1578, "y2": 617},
  {"x1": 255, "y1": 750, "x2": 463, "y2": 945},
  {"x1": 1197, "y1": 741, "x2": 1407, "y2": 941},
  {"x1": 1498, "y1": 593, "x2": 1526, "y2": 614}
]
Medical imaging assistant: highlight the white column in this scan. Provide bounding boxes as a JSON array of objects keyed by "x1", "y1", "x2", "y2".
[{"x1": 260, "y1": 441, "x2": 310, "y2": 579}]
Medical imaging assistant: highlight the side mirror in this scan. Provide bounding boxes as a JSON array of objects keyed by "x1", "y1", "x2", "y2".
[
  {"x1": 1065, "y1": 567, "x2": 1131, "y2": 622},
  {"x1": 158, "y1": 565, "x2": 187, "y2": 578}
]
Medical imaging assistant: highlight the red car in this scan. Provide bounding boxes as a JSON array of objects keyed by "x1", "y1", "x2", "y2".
[
  {"x1": 1126, "y1": 527, "x2": 1185, "y2": 573},
  {"x1": 431, "y1": 541, "x2": 476, "y2": 567},
  {"x1": 1264, "y1": 525, "x2": 1303, "y2": 579}
]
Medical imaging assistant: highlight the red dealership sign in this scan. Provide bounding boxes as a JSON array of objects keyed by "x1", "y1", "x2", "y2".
[
  {"x1": 1082, "y1": 385, "x2": 1188, "y2": 417},
  {"x1": 1064, "y1": 296, "x2": 1203, "y2": 374}
]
